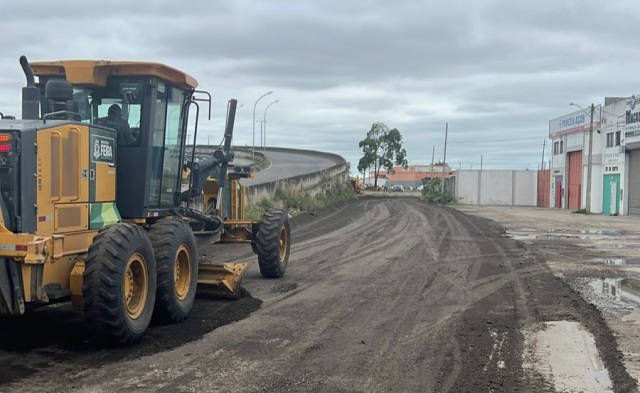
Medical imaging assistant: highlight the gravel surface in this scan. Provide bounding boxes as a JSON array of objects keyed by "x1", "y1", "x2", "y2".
[{"x1": 0, "y1": 197, "x2": 636, "y2": 392}]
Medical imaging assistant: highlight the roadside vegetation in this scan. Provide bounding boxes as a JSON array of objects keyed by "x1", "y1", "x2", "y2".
[
  {"x1": 245, "y1": 177, "x2": 356, "y2": 219},
  {"x1": 252, "y1": 156, "x2": 271, "y2": 172},
  {"x1": 420, "y1": 178, "x2": 455, "y2": 205}
]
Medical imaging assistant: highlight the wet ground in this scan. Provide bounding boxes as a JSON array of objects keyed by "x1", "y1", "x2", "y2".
[
  {"x1": 457, "y1": 204, "x2": 640, "y2": 389},
  {"x1": 0, "y1": 198, "x2": 638, "y2": 392}
]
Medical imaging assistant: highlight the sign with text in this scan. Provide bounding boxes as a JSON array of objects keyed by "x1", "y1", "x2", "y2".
[
  {"x1": 91, "y1": 135, "x2": 115, "y2": 164},
  {"x1": 625, "y1": 95, "x2": 640, "y2": 135},
  {"x1": 549, "y1": 105, "x2": 602, "y2": 138}
]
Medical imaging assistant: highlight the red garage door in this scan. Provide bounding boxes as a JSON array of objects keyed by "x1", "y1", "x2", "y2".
[
  {"x1": 567, "y1": 151, "x2": 582, "y2": 210},
  {"x1": 537, "y1": 169, "x2": 550, "y2": 207}
]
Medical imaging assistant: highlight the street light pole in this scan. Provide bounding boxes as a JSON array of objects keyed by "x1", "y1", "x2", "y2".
[
  {"x1": 570, "y1": 102, "x2": 595, "y2": 214},
  {"x1": 263, "y1": 99, "x2": 279, "y2": 152},
  {"x1": 586, "y1": 103, "x2": 595, "y2": 214},
  {"x1": 253, "y1": 91, "x2": 272, "y2": 161}
]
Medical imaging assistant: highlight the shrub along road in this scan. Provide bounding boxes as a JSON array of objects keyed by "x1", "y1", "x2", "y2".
[{"x1": 0, "y1": 195, "x2": 635, "y2": 392}]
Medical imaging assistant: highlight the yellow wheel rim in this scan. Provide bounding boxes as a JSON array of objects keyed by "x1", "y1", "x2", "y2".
[
  {"x1": 174, "y1": 244, "x2": 191, "y2": 301},
  {"x1": 123, "y1": 252, "x2": 148, "y2": 320},
  {"x1": 279, "y1": 226, "x2": 288, "y2": 262}
]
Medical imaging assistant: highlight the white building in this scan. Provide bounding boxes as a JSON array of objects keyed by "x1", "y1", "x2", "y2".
[
  {"x1": 549, "y1": 104, "x2": 603, "y2": 212},
  {"x1": 623, "y1": 94, "x2": 640, "y2": 215},
  {"x1": 600, "y1": 97, "x2": 626, "y2": 215},
  {"x1": 548, "y1": 97, "x2": 632, "y2": 215}
]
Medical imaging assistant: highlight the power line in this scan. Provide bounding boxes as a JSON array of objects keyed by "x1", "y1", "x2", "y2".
[{"x1": 447, "y1": 135, "x2": 546, "y2": 144}]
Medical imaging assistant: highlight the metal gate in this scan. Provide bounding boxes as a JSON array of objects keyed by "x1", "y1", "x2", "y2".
[
  {"x1": 567, "y1": 151, "x2": 582, "y2": 210},
  {"x1": 537, "y1": 170, "x2": 550, "y2": 207},
  {"x1": 628, "y1": 150, "x2": 640, "y2": 215},
  {"x1": 554, "y1": 177, "x2": 562, "y2": 208}
]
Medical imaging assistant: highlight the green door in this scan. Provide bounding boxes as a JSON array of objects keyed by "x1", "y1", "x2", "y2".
[{"x1": 603, "y1": 174, "x2": 620, "y2": 215}]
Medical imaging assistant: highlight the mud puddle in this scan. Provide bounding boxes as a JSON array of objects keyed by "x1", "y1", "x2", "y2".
[
  {"x1": 565, "y1": 277, "x2": 640, "y2": 317},
  {"x1": 583, "y1": 257, "x2": 640, "y2": 266},
  {"x1": 505, "y1": 227, "x2": 624, "y2": 242}
]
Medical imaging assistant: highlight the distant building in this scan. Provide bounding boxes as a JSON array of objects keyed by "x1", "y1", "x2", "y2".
[
  {"x1": 548, "y1": 96, "x2": 631, "y2": 215},
  {"x1": 367, "y1": 164, "x2": 455, "y2": 189},
  {"x1": 362, "y1": 170, "x2": 387, "y2": 187}
]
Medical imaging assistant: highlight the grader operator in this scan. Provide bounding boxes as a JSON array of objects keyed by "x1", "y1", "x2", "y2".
[{"x1": 0, "y1": 56, "x2": 291, "y2": 346}]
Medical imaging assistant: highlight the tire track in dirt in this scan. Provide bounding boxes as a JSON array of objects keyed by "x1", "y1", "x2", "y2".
[
  {"x1": 439, "y1": 207, "x2": 638, "y2": 393},
  {"x1": 4, "y1": 196, "x2": 635, "y2": 393}
]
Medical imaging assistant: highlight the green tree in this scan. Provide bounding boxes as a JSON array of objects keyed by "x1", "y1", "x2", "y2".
[{"x1": 357, "y1": 122, "x2": 408, "y2": 187}]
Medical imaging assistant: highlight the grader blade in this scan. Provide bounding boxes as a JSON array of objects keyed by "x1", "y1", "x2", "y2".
[{"x1": 197, "y1": 262, "x2": 248, "y2": 299}]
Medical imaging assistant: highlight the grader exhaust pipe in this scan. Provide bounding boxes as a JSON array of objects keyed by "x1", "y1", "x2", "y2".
[{"x1": 20, "y1": 55, "x2": 40, "y2": 120}]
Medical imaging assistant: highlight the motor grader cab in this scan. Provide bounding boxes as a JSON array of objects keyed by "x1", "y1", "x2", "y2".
[{"x1": 0, "y1": 56, "x2": 291, "y2": 346}]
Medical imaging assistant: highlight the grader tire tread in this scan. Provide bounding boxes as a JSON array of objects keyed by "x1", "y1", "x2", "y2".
[
  {"x1": 256, "y1": 208, "x2": 290, "y2": 279},
  {"x1": 149, "y1": 219, "x2": 198, "y2": 324},
  {"x1": 83, "y1": 224, "x2": 156, "y2": 347}
]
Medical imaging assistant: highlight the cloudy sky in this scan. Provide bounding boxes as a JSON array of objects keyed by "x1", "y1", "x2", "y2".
[{"x1": 1, "y1": 0, "x2": 638, "y2": 171}]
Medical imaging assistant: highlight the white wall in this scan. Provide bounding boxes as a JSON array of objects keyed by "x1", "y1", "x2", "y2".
[
  {"x1": 455, "y1": 170, "x2": 538, "y2": 206},
  {"x1": 480, "y1": 170, "x2": 513, "y2": 205},
  {"x1": 551, "y1": 136, "x2": 566, "y2": 168},
  {"x1": 566, "y1": 132, "x2": 584, "y2": 151},
  {"x1": 582, "y1": 164, "x2": 603, "y2": 213},
  {"x1": 513, "y1": 170, "x2": 538, "y2": 206},
  {"x1": 455, "y1": 171, "x2": 479, "y2": 205}
]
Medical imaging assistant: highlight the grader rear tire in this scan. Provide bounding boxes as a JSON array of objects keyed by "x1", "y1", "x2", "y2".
[
  {"x1": 149, "y1": 218, "x2": 198, "y2": 323},
  {"x1": 256, "y1": 208, "x2": 291, "y2": 278},
  {"x1": 83, "y1": 223, "x2": 156, "y2": 346}
]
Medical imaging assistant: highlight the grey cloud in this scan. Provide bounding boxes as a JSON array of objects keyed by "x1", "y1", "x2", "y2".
[{"x1": 1, "y1": 0, "x2": 639, "y2": 171}]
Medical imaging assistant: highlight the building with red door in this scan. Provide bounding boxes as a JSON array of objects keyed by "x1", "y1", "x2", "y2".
[
  {"x1": 549, "y1": 104, "x2": 603, "y2": 212},
  {"x1": 549, "y1": 97, "x2": 633, "y2": 215}
]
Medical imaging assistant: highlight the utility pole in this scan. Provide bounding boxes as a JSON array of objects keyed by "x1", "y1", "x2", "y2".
[
  {"x1": 478, "y1": 154, "x2": 483, "y2": 206},
  {"x1": 541, "y1": 139, "x2": 546, "y2": 170},
  {"x1": 586, "y1": 103, "x2": 594, "y2": 214},
  {"x1": 431, "y1": 145, "x2": 435, "y2": 183},
  {"x1": 441, "y1": 123, "x2": 448, "y2": 193}
]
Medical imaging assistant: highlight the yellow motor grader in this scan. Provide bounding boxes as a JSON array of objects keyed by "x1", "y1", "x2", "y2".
[
  {"x1": 349, "y1": 176, "x2": 363, "y2": 194},
  {"x1": 0, "y1": 56, "x2": 291, "y2": 346}
]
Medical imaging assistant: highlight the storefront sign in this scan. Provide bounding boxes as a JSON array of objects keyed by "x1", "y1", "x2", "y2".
[{"x1": 549, "y1": 106, "x2": 602, "y2": 138}]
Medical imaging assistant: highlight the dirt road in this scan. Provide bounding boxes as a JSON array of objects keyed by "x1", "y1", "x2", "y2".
[{"x1": 0, "y1": 196, "x2": 636, "y2": 392}]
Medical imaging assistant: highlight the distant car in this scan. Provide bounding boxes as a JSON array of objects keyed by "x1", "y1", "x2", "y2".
[
  {"x1": 417, "y1": 185, "x2": 424, "y2": 191},
  {"x1": 390, "y1": 185, "x2": 404, "y2": 192}
]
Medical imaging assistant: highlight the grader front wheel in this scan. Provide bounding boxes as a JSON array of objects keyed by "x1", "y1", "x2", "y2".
[
  {"x1": 256, "y1": 208, "x2": 291, "y2": 278},
  {"x1": 149, "y1": 219, "x2": 198, "y2": 323},
  {"x1": 82, "y1": 223, "x2": 157, "y2": 346}
]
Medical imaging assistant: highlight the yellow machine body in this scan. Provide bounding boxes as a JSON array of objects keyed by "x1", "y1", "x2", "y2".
[
  {"x1": 0, "y1": 56, "x2": 291, "y2": 347},
  {"x1": 0, "y1": 58, "x2": 254, "y2": 317}
]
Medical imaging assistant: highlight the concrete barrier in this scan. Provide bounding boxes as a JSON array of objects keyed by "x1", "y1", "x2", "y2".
[
  {"x1": 245, "y1": 161, "x2": 349, "y2": 205},
  {"x1": 186, "y1": 145, "x2": 349, "y2": 206},
  {"x1": 185, "y1": 145, "x2": 266, "y2": 163},
  {"x1": 244, "y1": 147, "x2": 349, "y2": 205}
]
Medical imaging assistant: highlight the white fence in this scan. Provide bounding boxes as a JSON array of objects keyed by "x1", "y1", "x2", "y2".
[{"x1": 455, "y1": 170, "x2": 538, "y2": 206}]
